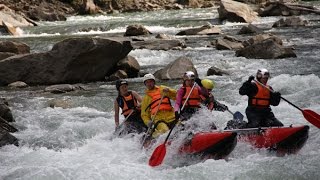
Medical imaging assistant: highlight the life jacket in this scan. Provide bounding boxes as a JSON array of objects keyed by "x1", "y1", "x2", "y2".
[
  {"x1": 181, "y1": 86, "x2": 204, "y2": 108},
  {"x1": 249, "y1": 82, "x2": 271, "y2": 107},
  {"x1": 116, "y1": 91, "x2": 138, "y2": 117},
  {"x1": 146, "y1": 86, "x2": 172, "y2": 115}
]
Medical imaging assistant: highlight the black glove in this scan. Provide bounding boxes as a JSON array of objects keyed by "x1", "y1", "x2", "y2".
[
  {"x1": 195, "y1": 78, "x2": 202, "y2": 87},
  {"x1": 175, "y1": 111, "x2": 180, "y2": 121},
  {"x1": 215, "y1": 104, "x2": 228, "y2": 112},
  {"x1": 248, "y1": 75, "x2": 255, "y2": 83},
  {"x1": 273, "y1": 91, "x2": 281, "y2": 98}
]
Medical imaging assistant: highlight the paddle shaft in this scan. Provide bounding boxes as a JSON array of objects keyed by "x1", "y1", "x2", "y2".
[
  {"x1": 162, "y1": 83, "x2": 197, "y2": 144},
  {"x1": 254, "y1": 80, "x2": 303, "y2": 112},
  {"x1": 141, "y1": 95, "x2": 165, "y2": 148}
]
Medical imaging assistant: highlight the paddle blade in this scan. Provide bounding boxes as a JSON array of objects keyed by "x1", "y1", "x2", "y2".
[
  {"x1": 148, "y1": 144, "x2": 166, "y2": 167},
  {"x1": 233, "y1": 111, "x2": 244, "y2": 122},
  {"x1": 303, "y1": 109, "x2": 320, "y2": 129}
]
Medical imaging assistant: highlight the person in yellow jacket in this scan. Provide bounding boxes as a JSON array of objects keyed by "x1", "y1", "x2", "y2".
[{"x1": 141, "y1": 73, "x2": 177, "y2": 138}]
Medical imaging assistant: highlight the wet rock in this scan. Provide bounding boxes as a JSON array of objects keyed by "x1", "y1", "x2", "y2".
[
  {"x1": 176, "y1": 24, "x2": 221, "y2": 35},
  {"x1": 207, "y1": 66, "x2": 230, "y2": 76},
  {"x1": 0, "y1": 41, "x2": 30, "y2": 54},
  {"x1": 124, "y1": 24, "x2": 152, "y2": 36},
  {"x1": 0, "y1": 127, "x2": 19, "y2": 147},
  {"x1": 8, "y1": 81, "x2": 28, "y2": 88},
  {"x1": 154, "y1": 56, "x2": 197, "y2": 80},
  {"x1": 218, "y1": 0, "x2": 258, "y2": 23},
  {"x1": 0, "y1": 98, "x2": 14, "y2": 123},
  {"x1": 0, "y1": 37, "x2": 133, "y2": 86},
  {"x1": 272, "y1": 16, "x2": 308, "y2": 27}
]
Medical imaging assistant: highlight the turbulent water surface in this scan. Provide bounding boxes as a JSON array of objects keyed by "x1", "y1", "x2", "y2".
[{"x1": 1, "y1": 5, "x2": 320, "y2": 180}]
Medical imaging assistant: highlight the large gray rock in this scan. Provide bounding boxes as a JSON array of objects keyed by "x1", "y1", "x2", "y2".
[
  {"x1": 154, "y1": 56, "x2": 197, "y2": 80},
  {"x1": 0, "y1": 127, "x2": 19, "y2": 147},
  {"x1": 0, "y1": 98, "x2": 14, "y2": 122},
  {"x1": 218, "y1": 0, "x2": 258, "y2": 23},
  {"x1": 236, "y1": 38, "x2": 296, "y2": 59},
  {"x1": 0, "y1": 37, "x2": 132, "y2": 86}
]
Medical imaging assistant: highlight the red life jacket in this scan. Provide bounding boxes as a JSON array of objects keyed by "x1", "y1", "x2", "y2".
[
  {"x1": 249, "y1": 82, "x2": 271, "y2": 107},
  {"x1": 146, "y1": 87, "x2": 172, "y2": 115},
  {"x1": 117, "y1": 91, "x2": 138, "y2": 117}
]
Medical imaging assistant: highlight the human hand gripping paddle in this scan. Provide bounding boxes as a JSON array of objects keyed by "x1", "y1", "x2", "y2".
[
  {"x1": 214, "y1": 99, "x2": 244, "y2": 122},
  {"x1": 254, "y1": 79, "x2": 320, "y2": 128},
  {"x1": 148, "y1": 83, "x2": 197, "y2": 167},
  {"x1": 113, "y1": 109, "x2": 135, "y2": 136},
  {"x1": 141, "y1": 95, "x2": 165, "y2": 149}
]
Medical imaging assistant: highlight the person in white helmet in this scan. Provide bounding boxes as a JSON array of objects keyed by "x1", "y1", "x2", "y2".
[
  {"x1": 140, "y1": 73, "x2": 177, "y2": 139},
  {"x1": 174, "y1": 71, "x2": 228, "y2": 122},
  {"x1": 239, "y1": 68, "x2": 283, "y2": 128}
]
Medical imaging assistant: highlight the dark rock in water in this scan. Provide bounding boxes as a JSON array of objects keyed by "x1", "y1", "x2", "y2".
[
  {"x1": 0, "y1": 37, "x2": 133, "y2": 86},
  {"x1": 0, "y1": 117, "x2": 17, "y2": 133},
  {"x1": 0, "y1": 98, "x2": 14, "y2": 122},
  {"x1": 0, "y1": 126, "x2": 19, "y2": 147}
]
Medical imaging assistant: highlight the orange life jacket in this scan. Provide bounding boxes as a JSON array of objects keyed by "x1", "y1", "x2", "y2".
[
  {"x1": 117, "y1": 91, "x2": 138, "y2": 117},
  {"x1": 181, "y1": 86, "x2": 203, "y2": 108},
  {"x1": 146, "y1": 87, "x2": 172, "y2": 115},
  {"x1": 249, "y1": 82, "x2": 271, "y2": 107}
]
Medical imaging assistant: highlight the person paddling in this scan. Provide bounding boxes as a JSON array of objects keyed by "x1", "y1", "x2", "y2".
[
  {"x1": 174, "y1": 71, "x2": 228, "y2": 122},
  {"x1": 114, "y1": 79, "x2": 146, "y2": 136},
  {"x1": 239, "y1": 68, "x2": 284, "y2": 128},
  {"x1": 140, "y1": 73, "x2": 177, "y2": 140}
]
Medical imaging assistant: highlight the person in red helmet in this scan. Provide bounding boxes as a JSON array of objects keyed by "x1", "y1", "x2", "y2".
[
  {"x1": 114, "y1": 79, "x2": 146, "y2": 136},
  {"x1": 239, "y1": 68, "x2": 283, "y2": 128}
]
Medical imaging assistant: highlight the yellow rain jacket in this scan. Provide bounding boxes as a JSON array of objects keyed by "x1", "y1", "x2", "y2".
[{"x1": 141, "y1": 85, "x2": 176, "y2": 137}]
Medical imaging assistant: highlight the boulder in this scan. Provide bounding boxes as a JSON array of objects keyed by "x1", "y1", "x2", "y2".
[
  {"x1": 0, "y1": 98, "x2": 14, "y2": 122},
  {"x1": 0, "y1": 127, "x2": 19, "y2": 147},
  {"x1": 124, "y1": 24, "x2": 152, "y2": 36},
  {"x1": 116, "y1": 55, "x2": 140, "y2": 78},
  {"x1": 236, "y1": 38, "x2": 296, "y2": 59},
  {"x1": 176, "y1": 25, "x2": 221, "y2": 35},
  {"x1": 8, "y1": 81, "x2": 28, "y2": 88},
  {"x1": 259, "y1": 2, "x2": 320, "y2": 17},
  {"x1": 0, "y1": 37, "x2": 133, "y2": 86},
  {"x1": 218, "y1": 0, "x2": 258, "y2": 23},
  {"x1": 132, "y1": 39, "x2": 186, "y2": 50},
  {"x1": 207, "y1": 66, "x2": 230, "y2": 76},
  {"x1": 154, "y1": 56, "x2": 197, "y2": 80},
  {"x1": 0, "y1": 41, "x2": 30, "y2": 54},
  {"x1": 272, "y1": 16, "x2": 308, "y2": 27}
]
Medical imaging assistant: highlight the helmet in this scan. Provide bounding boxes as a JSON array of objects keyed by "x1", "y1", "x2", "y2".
[
  {"x1": 116, "y1": 79, "x2": 128, "y2": 91},
  {"x1": 143, "y1": 73, "x2": 155, "y2": 83},
  {"x1": 183, "y1": 71, "x2": 195, "y2": 80},
  {"x1": 201, "y1": 79, "x2": 214, "y2": 90},
  {"x1": 256, "y1": 68, "x2": 270, "y2": 79}
]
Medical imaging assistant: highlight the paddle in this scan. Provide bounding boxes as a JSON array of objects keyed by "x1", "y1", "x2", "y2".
[
  {"x1": 149, "y1": 82, "x2": 197, "y2": 167},
  {"x1": 254, "y1": 79, "x2": 320, "y2": 128},
  {"x1": 113, "y1": 109, "x2": 135, "y2": 136},
  {"x1": 214, "y1": 99, "x2": 244, "y2": 122},
  {"x1": 227, "y1": 109, "x2": 244, "y2": 122},
  {"x1": 141, "y1": 95, "x2": 165, "y2": 149}
]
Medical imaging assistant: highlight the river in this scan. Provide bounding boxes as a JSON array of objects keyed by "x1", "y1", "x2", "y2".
[{"x1": 0, "y1": 5, "x2": 320, "y2": 180}]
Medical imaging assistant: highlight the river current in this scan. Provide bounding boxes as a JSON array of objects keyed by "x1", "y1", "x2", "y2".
[{"x1": 0, "y1": 5, "x2": 320, "y2": 180}]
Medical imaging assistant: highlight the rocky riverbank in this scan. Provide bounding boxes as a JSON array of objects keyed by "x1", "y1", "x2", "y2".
[{"x1": 1, "y1": 0, "x2": 217, "y2": 22}]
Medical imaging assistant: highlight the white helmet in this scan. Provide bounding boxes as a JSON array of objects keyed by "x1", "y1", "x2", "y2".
[
  {"x1": 256, "y1": 68, "x2": 270, "y2": 79},
  {"x1": 143, "y1": 73, "x2": 155, "y2": 83},
  {"x1": 183, "y1": 71, "x2": 195, "y2": 80}
]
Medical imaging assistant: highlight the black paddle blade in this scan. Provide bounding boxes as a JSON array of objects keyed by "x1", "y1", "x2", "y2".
[{"x1": 233, "y1": 111, "x2": 244, "y2": 122}]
